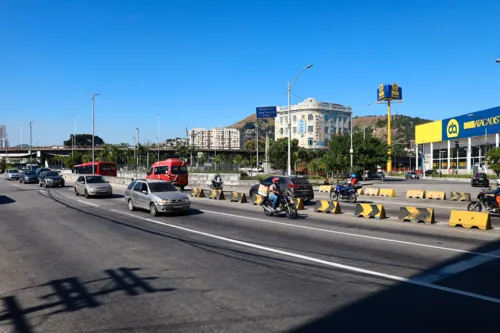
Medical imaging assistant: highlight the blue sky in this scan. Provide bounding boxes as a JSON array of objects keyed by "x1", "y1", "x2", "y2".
[{"x1": 1, "y1": 0, "x2": 500, "y2": 146}]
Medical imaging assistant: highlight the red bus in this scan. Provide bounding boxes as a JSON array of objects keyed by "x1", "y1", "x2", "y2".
[
  {"x1": 72, "y1": 162, "x2": 118, "y2": 177},
  {"x1": 146, "y1": 158, "x2": 188, "y2": 190}
]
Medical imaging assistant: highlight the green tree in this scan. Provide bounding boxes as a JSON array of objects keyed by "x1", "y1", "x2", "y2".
[
  {"x1": 63, "y1": 134, "x2": 105, "y2": 147},
  {"x1": 244, "y1": 140, "x2": 265, "y2": 151},
  {"x1": 486, "y1": 147, "x2": 500, "y2": 176},
  {"x1": 269, "y1": 138, "x2": 299, "y2": 171},
  {"x1": 0, "y1": 158, "x2": 7, "y2": 171}
]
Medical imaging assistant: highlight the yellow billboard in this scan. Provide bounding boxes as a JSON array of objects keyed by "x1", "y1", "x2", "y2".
[{"x1": 415, "y1": 120, "x2": 443, "y2": 144}]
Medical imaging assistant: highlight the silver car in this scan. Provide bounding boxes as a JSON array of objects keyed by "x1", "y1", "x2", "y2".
[
  {"x1": 124, "y1": 179, "x2": 190, "y2": 216},
  {"x1": 74, "y1": 174, "x2": 113, "y2": 198},
  {"x1": 5, "y1": 169, "x2": 21, "y2": 180}
]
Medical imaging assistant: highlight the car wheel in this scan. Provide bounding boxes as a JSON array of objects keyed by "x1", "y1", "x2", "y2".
[
  {"x1": 128, "y1": 199, "x2": 135, "y2": 211},
  {"x1": 74, "y1": 187, "x2": 79, "y2": 196},
  {"x1": 150, "y1": 203, "x2": 158, "y2": 217},
  {"x1": 84, "y1": 190, "x2": 90, "y2": 199}
]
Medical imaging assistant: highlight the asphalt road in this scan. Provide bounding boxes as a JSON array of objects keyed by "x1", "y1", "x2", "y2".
[{"x1": 1, "y1": 178, "x2": 500, "y2": 332}]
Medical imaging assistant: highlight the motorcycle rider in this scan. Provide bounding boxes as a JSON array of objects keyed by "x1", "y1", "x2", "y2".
[
  {"x1": 343, "y1": 173, "x2": 358, "y2": 192},
  {"x1": 269, "y1": 177, "x2": 281, "y2": 211},
  {"x1": 212, "y1": 173, "x2": 222, "y2": 188},
  {"x1": 483, "y1": 179, "x2": 500, "y2": 210}
]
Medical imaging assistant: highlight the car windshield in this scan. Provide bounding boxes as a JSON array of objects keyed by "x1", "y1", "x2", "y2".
[
  {"x1": 24, "y1": 171, "x2": 35, "y2": 175},
  {"x1": 170, "y1": 166, "x2": 188, "y2": 174},
  {"x1": 148, "y1": 182, "x2": 177, "y2": 192},
  {"x1": 45, "y1": 172, "x2": 59, "y2": 177},
  {"x1": 99, "y1": 163, "x2": 117, "y2": 171},
  {"x1": 86, "y1": 176, "x2": 106, "y2": 184},
  {"x1": 9, "y1": 169, "x2": 19, "y2": 173}
]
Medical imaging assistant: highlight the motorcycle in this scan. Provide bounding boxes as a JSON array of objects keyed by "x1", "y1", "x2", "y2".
[
  {"x1": 261, "y1": 191, "x2": 298, "y2": 219},
  {"x1": 330, "y1": 184, "x2": 361, "y2": 203},
  {"x1": 467, "y1": 190, "x2": 500, "y2": 213},
  {"x1": 210, "y1": 180, "x2": 224, "y2": 190}
]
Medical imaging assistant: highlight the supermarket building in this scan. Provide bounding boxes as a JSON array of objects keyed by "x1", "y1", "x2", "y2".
[{"x1": 415, "y1": 106, "x2": 500, "y2": 174}]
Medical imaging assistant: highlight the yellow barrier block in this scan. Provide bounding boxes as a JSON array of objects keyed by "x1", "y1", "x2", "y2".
[
  {"x1": 253, "y1": 194, "x2": 264, "y2": 205},
  {"x1": 357, "y1": 188, "x2": 364, "y2": 195},
  {"x1": 398, "y1": 207, "x2": 435, "y2": 224},
  {"x1": 449, "y1": 192, "x2": 471, "y2": 201},
  {"x1": 406, "y1": 190, "x2": 425, "y2": 199},
  {"x1": 314, "y1": 200, "x2": 341, "y2": 214},
  {"x1": 379, "y1": 188, "x2": 396, "y2": 197},
  {"x1": 449, "y1": 210, "x2": 491, "y2": 230},
  {"x1": 230, "y1": 192, "x2": 248, "y2": 203},
  {"x1": 319, "y1": 185, "x2": 333, "y2": 193},
  {"x1": 364, "y1": 188, "x2": 380, "y2": 196},
  {"x1": 190, "y1": 188, "x2": 205, "y2": 198},
  {"x1": 354, "y1": 204, "x2": 386, "y2": 219},
  {"x1": 209, "y1": 189, "x2": 225, "y2": 200},
  {"x1": 291, "y1": 198, "x2": 305, "y2": 210},
  {"x1": 426, "y1": 191, "x2": 446, "y2": 200}
]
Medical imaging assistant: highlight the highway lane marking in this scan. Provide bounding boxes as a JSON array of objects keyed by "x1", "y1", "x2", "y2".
[
  {"x1": 77, "y1": 200, "x2": 99, "y2": 207},
  {"x1": 413, "y1": 249, "x2": 500, "y2": 284},
  {"x1": 108, "y1": 208, "x2": 500, "y2": 305},
  {"x1": 198, "y1": 209, "x2": 500, "y2": 259}
]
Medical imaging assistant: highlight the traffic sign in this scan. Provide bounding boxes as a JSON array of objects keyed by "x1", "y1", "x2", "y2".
[{"x1": 256, "y1": 106, "x2": 277, "y2": 119}]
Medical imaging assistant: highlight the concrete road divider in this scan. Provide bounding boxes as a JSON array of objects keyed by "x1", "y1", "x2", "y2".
[
  {"x1": 364, "y1": 188, "x2": 380, "y2": 196},
  {"x1": 379, "y1": 188, "x2": 396, "y2": 197},
  {"x1": 449, "y1": 210, "x2": 492, "y2": 230},
  {"x1": 354, "y1": 204, "x2": 386, "y2": 219},
  {"x1": 314, "y1": 200, "x2": 341, "y2": 214},
  {"x1": 209, "y1": 189, "x2": 225, "y2": 200},
  {"x1": 398, "y1": 207, "x2": 435, "y2": 224},
  {"x1": 426, "y1": 191, "x2": 446, "y2": 200},
  {"x1": 253, "y1": 194, "x2": 264, "y2": 205},
  {"x1": 230, "y1": 192, "x2": 248, "y2": 203},
  {"x1": 449, "y1": 192, "x2": 471, "y2": 201},
  {"x1": 190, "y1": 188, "x2": 206, "y2": 198},
  {"x1": 357, "y1": 188, "x2": 364, "y2": 195},
  {"x1": 291, "y1": 198, "x2": 305, "y2": 210},
  {"x1": 406, "y1": 190, "x2": 425, "y2": 199},
  {"x1": 318, "y1": 185, "x2": 333, "y2": 193}
]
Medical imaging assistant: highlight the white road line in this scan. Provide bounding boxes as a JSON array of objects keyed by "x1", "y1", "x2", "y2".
[
  {"x1": 108, "y1": 208, "x2": 500, "y2": 305},
  {"x1": 198, "y1": 209, "x2": 500, "y2": 259},
  {"x1": 413, "y1": 249, "x2": 500, "y2": 284},
  {"x1": 78, "y1": 200, "x2": 99, "y2": 207}
]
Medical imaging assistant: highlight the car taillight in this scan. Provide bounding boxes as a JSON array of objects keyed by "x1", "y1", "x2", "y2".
[{"x1": 288, "y1": 184, "x2": 299, "y2": 189}]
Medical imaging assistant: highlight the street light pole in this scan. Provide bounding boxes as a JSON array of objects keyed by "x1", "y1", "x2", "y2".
[
  {"x1": 287, "y1": 64, "x2": 313, "y2": 176},
  {"x1": 92, "y1": 93, "x2": 100, "y2": 172},
  {"x1": 157, "y1": 114, "x2": 160, "y2": 161},
  {"x1": 350, "y1": 113, "x2": 353, "y2": 173},
  {"x1": 29, "y1": 121, "x2": 34, "y2": 164},
  {"x1": 136, "y1": 127, "x2": 140, "y2": 169}
]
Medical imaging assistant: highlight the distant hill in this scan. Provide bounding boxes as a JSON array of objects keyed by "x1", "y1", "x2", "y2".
[{"x1": 228, "y1": 114, "x2": 275, "y2": 141}]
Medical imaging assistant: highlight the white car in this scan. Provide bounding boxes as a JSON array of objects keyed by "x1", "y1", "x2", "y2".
[{"x1": 5, "y1": 169, "x2": 21, "y2": 180}]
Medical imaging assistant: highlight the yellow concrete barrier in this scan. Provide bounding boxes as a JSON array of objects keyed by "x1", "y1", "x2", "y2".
[
  {"x1": 314, "y1": 200, "x2": 341, "y2": 214},
  {"x1": 426, "y1": 191, "x2": 446, "y2": 200},
  {"x1": 357, "y1": 188, "x2": 364, "y2": 195},
  {"x1": 318, "y1": 185, "x2": 333, "y2": 193},
  {"x1": 230, "y1": 192, "x2": 248, "y2": 203},
  {"x1": 190, "y1": 188, "x2": 206, "y2": 198},
  {"x1": 253, "y1": 194, "x2": 264, "y2": 205},
  {"x1": 449, "y1": 210, "x2": 491, "y2": 230},
  {"x1": 449, "y1": 192, "x2": 471, "y2": 201},
  {"x1": 364, "y1": 188, "x2": 380, "y2": 196},
  {"x1": 209, "y1": 189, "x2": 225, "y2": 200},
  {"x1": 354, "y1": 204, "x2": 386, "y2": 219},
  {"x1": 291, "y1": 198, "x2": 305, "y2": 210},
  {"x1": 379, "y1": 188, "x2": 396, "y2": 197},
  {"x1": 406, "y1": 189, "x2": 425, "y2": 199},
  {"x1": 398, "y1": 207, "x2": 435, "y2": 224}
]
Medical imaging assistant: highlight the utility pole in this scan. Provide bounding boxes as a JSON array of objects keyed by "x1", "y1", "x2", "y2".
[
  {"x1": 29, "y1": 121, "x2": 34, "y2": 164},
  {"x1": 92, "y1": 93, "x2": 100, "y2": 173},
  {"x1": 157, "y1": 114, "x2": 160, "y2": 162},
  {"x1": 136, "y1": 128, "x2": 140, "y2": 169},
  {"x1": 72, "y1": 116, "x2": 76, "y2": 158},
  {"x1": 256, "y1": 121, "x2": 259, "y2": 173}
]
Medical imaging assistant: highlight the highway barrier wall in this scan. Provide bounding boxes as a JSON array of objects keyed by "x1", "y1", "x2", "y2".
[
  {"x1": 354, "y1": 204, "x2": 386, "y2": 219},
  {"x1": 398, "y1": 207, "x2": 435, "y2": 224},
  {"x1": 314, "y1": 200, "x2": 341, "y2": 214},
  {"x1": 449, "y1": 210, "x2": 492, "y2": 230}
]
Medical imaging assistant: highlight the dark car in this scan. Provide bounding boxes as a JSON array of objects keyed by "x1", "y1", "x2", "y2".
[
  {"x1": 405, "y1": 172, "x2": 420, "y2": 179},
  {"x1": 35, "y1": 167, "x2": 51, "y2": 176},
  {"x1": 471, "y1": 173, "x2": 489, "y2": 187},
  {"x1": 20, "y1": 170, "x2": 39, "y2": 184},
  {"x1": 249, "y1": 176, "x2": 314, "y2": 202},
  {"x1": 363, "y1": 171, "x2": 385, "y2": 180},
  {"x1": 39, "y1": 171, "x2": 65, "y2": 188}
]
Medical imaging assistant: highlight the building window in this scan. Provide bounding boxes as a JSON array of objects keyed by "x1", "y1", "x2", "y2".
[
  {"x1": 308, "y1": 126, "x2": 313, "y2": 133},
  {"x1": 325, "y1": 127, "x2": 329, "y2": 134},
  {"x1": 308, "y1": 114, "x2": 314, "y2": 121},
  {"x1": 308, "y1": 138, "x2": 313, "y2": 146},
  {"x1": 279, "y1": 128, "x2": 283, "y2": 135},
  {"x1": 280, "y1": 117, "x2": 283, "y2": 124},
  {"x1": 293, "y1": 127, "x2": 297, "y2": 133},
  {"x1": 293, "y1": 115, "x2": 297, "y2": 122}
]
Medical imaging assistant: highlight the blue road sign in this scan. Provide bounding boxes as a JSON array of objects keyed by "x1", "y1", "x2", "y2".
[{"x1": 256, "y1": 106, "x2": 277, "y2": 118}]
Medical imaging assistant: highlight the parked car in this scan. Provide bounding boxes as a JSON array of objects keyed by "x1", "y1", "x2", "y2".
[
  {"x1": 35, "y1": 167, "x2": 51, "y2": 176},
  {"x1": 19, "y1": 170, "x2": 39, "y2": 184},
  {"x1": 249, "y1": 176, "x2": 314, "y2": 202},
  {"x1": 5, "y1": 169, "x2": 21, "y2": 180},
  {"x1": 405, "y1": 172, "x2": 420, "y2": 179},
  {"x1": 124, "y1": 179, "x2": 190, "y2": 216},
  {"x1": 363, "y1": 171, "x2": 385, "y2": 180},
  {"x1": 471, "y1": 173, "x2": 489, "y2": 187},
  {"x1": 74, "y1": 174, "x2": 113, "y2": 198},
  {"x1": 38, "y1": 171, "x2": 65, "y2": 188}
]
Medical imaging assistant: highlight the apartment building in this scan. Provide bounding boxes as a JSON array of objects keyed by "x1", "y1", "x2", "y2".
[
  {"x1": 189, "y1": 127, "x2": 240, "y2": 150},
  {"x1": 0, "y1": 125, "x2": 8, "y2": 148},
  {"x1": 275, "y1": 97, "x2": 352, "y2": 149}
]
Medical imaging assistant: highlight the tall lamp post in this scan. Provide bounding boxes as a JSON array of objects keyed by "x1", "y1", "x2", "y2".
[
  {"x1": 136, "y1": 128, "x2": 140, "y2": 169},
  {"x1": 29, "y1": 121, "x2": 34, "y2": 164},
  {"x1": 92, "y1": 93, "x2": 100, "y2": 172},
  {"x1": 157, "y1": 114, "x2": 160, "y2": 161},
  {"x1": 287, "y1": 64, "x2": 313, "y2": 175}
]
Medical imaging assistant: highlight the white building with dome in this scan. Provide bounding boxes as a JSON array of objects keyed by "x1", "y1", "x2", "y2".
[{"x1": 274, "y1": 98, "x2": 352, "y2": 149}]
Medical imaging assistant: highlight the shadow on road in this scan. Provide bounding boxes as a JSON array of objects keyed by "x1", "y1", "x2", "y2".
[
  {"x1": 0, "y1": 195, "x2": 15, "y2": 204},
  {"x1": 0, "y1": 267, "x2": 174, "y2": 333}
]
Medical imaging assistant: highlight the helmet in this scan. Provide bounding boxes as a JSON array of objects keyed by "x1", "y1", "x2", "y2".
[
  {"x1": 496, "y1": 179, "x2": 500, "y2": 186},
  {"x1": 272, "y1": 177, "x2": 279, "y2": 184},
  {"x1": 352, "y1": 174, "x2": 356, "y2": 178}
]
